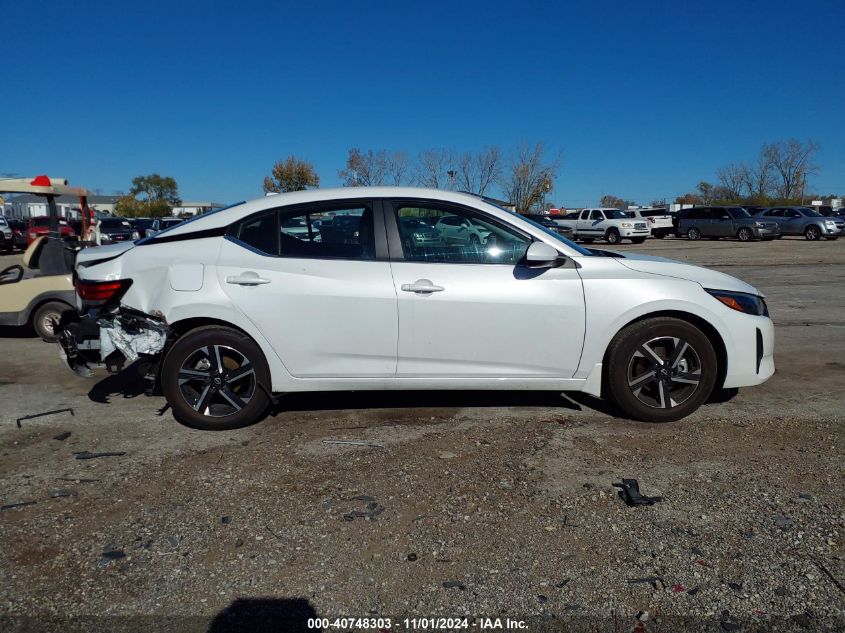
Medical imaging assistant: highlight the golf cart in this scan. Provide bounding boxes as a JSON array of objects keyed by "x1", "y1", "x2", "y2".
[{"x1": 0, "y1": 176, "x2": 94, "y2": 341}]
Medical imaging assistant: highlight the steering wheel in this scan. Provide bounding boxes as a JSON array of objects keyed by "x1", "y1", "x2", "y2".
[{"x1": 0, "y1": 264, "x2": 24, "y2": 285}]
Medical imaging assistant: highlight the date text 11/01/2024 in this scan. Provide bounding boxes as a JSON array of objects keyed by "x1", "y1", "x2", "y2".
[{"x1": 306, "y1": 617, "x2": 528, "y2": 629}]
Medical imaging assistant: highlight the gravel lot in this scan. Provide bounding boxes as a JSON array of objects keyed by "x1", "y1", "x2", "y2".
[{"x1": 1, "y1": 237, "x2": 843, "y2": 632}]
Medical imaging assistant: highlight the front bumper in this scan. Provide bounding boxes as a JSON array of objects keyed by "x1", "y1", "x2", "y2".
[
  {"x1": 722, "y1": 313, "x2": 775, "y2": 389},
  {"x1": 751, "y1": 227, "x2": 778, "y2": 238},
  {"x1": 619, "y1": 228, "x2": 651, "y2": 238}
]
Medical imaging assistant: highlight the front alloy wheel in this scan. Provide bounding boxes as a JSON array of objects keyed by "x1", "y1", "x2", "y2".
[
  {"x1": 804, "y1": 225, "x2": 821, "y2": 241},
  {"x1": 687, "y1": 227, "x2": 701, "y2": 240},
  {"x1": 605, "y1": 317, "x2": 717, "y2": 422},
  {"x1": 606, "y1": 228, "x2": 621, "y2": 244},
  {"x1": 162, "y1": 326, "x2": 271, "y2": 430},
  {"x1": 737, "y1": 227, "x2": 753, "y2": 242}
]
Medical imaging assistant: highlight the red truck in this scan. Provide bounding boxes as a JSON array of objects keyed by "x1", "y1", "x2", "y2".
[{"x1": 26, "y1": 216, "x2": 76, "y2": 245}]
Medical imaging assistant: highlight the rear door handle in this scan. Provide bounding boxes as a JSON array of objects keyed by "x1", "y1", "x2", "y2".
[
  {"x1": 401, "y1": 278, "x2": 444, "y2": 294},
  {"x1": 226, "y1": 272, "x2": 271, "y2": 286}
]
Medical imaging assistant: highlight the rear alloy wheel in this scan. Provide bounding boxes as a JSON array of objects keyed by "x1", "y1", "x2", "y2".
[
  {"x1": 737, "y1": 227, "x2": 754, "y2": 242},
  {"x1": 687, "y1": 227, "x2": 701, "y2": 241},
  {"x1": 804, "y1": 225, "x2": 821, "y2": 241},
  {"x1": 605, "y1": 317, "x2": 717, "y2": 422},
  {"x1": 605, "y1": 228, "x2": 621, "y2": 245},
  {"x1": 161, "y1": 326, "x2": 271, "y2": 430},
  {"x1": 32, "y1": 301, "x2": 72, "y2": 342}
]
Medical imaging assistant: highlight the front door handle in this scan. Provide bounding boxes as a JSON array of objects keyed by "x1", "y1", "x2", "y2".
[
  {"x1": 226, "y1": 271, "x2": 271, "y2": 286},
  {"x1": 401, "y1": 279, "x2": 444, "y2": 294}
]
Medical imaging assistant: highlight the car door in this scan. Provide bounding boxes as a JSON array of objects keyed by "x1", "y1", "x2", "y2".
[
  {"x1": 782, "y1": 208, "x2": 802, "y2": 234},
  {"x1": 764, "y1": 208, "x2": 786, "y2": 233},
  {"x1": 387, "y1": 199, "x2": 586, "y2": 378},
  {"x1": 217, "y1": 199, "x2": 398, "y2": 378},
  {"x1": 709, "y1": 207, "x2": 731, "y2": 237}
]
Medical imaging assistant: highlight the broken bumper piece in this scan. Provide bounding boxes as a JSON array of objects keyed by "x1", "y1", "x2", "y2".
[{"x1": 57, "y1": 307, "x2": 168, "y2": 377}]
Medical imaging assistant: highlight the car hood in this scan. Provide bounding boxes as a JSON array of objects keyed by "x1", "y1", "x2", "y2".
[
  {"x1": 614, "y1": 252, "x2": 762, "y2": 296},
  {"x1": 75, "y1": 241, "x2": 136, "y2": 266}
]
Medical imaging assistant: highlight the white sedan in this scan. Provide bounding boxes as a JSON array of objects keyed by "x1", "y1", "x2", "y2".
[{"x1": 59, "y1": 188, "x2": 774, "y2": 430}]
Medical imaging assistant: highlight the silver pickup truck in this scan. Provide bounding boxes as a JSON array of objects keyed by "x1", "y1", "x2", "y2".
[{"x1": 551, "y1": 208, "x2": 651, "y2": 245}]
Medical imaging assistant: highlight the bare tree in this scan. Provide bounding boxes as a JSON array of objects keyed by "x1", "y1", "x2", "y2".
[
  {"x1": 338, "y1": 148, "x2": 388, "y2": 186},
  {"x1": 599, "y1": 194, "x2": 636, "y2": 209},
  {"x1": 456, "y1": 146, "x2": 502, "y2": 196},
  {"x1": 697, "y1": 181, "x2": 715, "y2": 204},
  {"x1": 716, "y1": 163, "x2": 749, "y2": 201},
  {"x1": 384, "y1": 151, "x2": 409, "y2": 186},
  {"x1": 499, "y1": 143, "x2": 560, "y2": 214},
  {"x1": 414, "y1": 148, "x2": 455, "y2": 189},
  {"x1": 740, "y1": 150, "x2": 775, "y2": 201},
  {"x1": 762, "y1": 139, "x2": 820, "y2": 201}
]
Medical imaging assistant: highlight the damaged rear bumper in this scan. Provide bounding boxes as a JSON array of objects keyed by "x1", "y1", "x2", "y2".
[{"x1": 57, "y1": 306, "x2": 168, "y2": 377}]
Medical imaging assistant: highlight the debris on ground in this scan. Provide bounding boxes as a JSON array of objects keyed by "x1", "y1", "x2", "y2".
[
  {"x1": 16, "y1": 407, "x2": 74, "y2": 429},
  {"x1": 612, "y1": 478, "x2": 664, "y2": 506},
  {"x1": 49, "y1": 490, "x2": 74, "y2": 498},
  {"x1": 56, "y1": 477, "x2": 99, "y2": 483},
  {"x1": 73, "y1": 451, "x2": 126, "y2": 460},
  {"x1": 322, "y1": 439, "x2": 384, "y2": 448},
  {"x1": 342, "y1": 495, "x2": 385, "y2": 521},
  {"x1": 98, "y1": 546, "x2": 126, "y2": 567},
  {"x1": 407, "y1": 553, "x2": 418, "y2": 561},
  {"x1": 627, "y1": 576, "x2": 665, "y2": 590},
  {"x1": 52, "y1": 431, "x2": 72, "y2": 441},
  {"x1": 442, "y1": 580, "x2": 465, "y2": 590},
  {"x1": 1, "y1": 501, "x2": 37, "y2": 511},
  {"x1": 167, "y1": 535, "x2": 182, "y2": 548}
]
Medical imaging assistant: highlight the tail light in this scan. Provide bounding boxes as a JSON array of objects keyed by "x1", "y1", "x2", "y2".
[{"x1": 74, "y1": 278, "x2": 133, "y2": 304}]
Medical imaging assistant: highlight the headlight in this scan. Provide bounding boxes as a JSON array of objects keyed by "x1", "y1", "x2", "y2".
[
  {"x1": 131, "y1": 231, "x2": 140, "y2": 239},
  {"x1": 101, "y1": 234, "x2": 111, "y2": 242},
  {"x1": 755, "y1": 222, "x2": 765, "y2": 228},
  {"x1": 705, "y1": 289, "x2": 768, "y2": 316},
  {"x1": 620, "y1": 223, "x2": 633, "y2": 228}
]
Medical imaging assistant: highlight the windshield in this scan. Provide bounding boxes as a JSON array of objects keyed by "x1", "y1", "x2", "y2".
[
  {"x1": 100, "y1": 219, "x2": 130, "y2": 229},
  {"x1": 603, "y1": 210, "x2": 629, "y2": 219},
  {"x1": 727, "y1": 207, "x2": 751, "y2": 219},
  {"x1": 797, "y1": 207, "x2": 822, "y2": 217}
]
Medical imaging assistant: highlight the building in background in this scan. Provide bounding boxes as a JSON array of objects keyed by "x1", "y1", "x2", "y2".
[{"x1": 3, "y1": 194, "x2": 120, "y2": 219}]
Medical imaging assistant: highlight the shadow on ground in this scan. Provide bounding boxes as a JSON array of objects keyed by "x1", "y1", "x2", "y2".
[{"x1": 207, "y1": 598, "x2": 319, "y2": 633}]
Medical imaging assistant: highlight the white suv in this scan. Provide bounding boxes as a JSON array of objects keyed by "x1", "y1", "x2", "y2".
[{"x1": 59, "y1": 188, "x2": 774, "y2": 430}]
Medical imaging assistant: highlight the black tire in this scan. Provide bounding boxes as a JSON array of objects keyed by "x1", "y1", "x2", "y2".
[
  {"x1": 687, "y1": 227, "x2": 701, "y2": 241},
  {"x1": 32, "y1": 301, "x2": 73, "y2": 342},
  {"x1": 605, "y1": 228, "x2": 621, "y2": 245},
  {"x1": 630, "y1": 237, "x2": 647, "y2": 244},
  {"x1": 737, "y1": 227, "x2": 754, "y2": 242},
  {"x1": 161, "y1": 326, "x2": 272, "y2": 430},
  {"x1": 580, "y1": 238, "x2": 594, "y2": 244},
  {"x1": 654, "y1": 232, "x2": 665, "y2": 239},
  {"x1": 804, "y1": 225, "x2": 821, "y2": 241},
  {"x1": 605, "y1": 317, "x2": 718, "y2": 423},
  {"x1": 824, "y1": 236, "x2": 838, "y2": 241}
]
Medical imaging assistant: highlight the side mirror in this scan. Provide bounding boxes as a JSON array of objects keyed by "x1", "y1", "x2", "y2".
[{"x1": 524, "y1": 241, "x2": 563, "y2": 267}]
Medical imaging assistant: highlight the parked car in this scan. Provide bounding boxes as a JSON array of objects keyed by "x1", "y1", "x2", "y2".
[
  {"x1": 0, "y1": 217, "x2": 12, "y2": 252},
  {"x1": 398, "y1": 217, "x2": 444, "y2": 253},
  {"x1": 26, "y1": 216, "x2": 76, "y2": 245},
  {"x1": 434, "y1": 214, "x2": 492, "y2": 246},
  {"x1": 755, "y1": 207, "x2": 842, "y2": 240},
  {"x1": 127, "y1": 218, "x2": 155, "y2": 238},
  {"x1": 818, "y1": 208, "x2": 845, "y2": 220},
  {"x1": 97, "y1": 217, "x2": 140, "y2": 244},
  {"x1": 58, "y1": 187, "x2": 774, "y2": 430},
  {"x1": 625, "y1": 208, "x2": 674, "y2": 238},
  {"x1": 8, "y1": 219, "x2": 29, "y2": 250},
  {"x1": 145, "y1": 217, "x2": 185, "y2": 237},
  {"x1": 677, "y1": 207, "x2": 779, "y2": 241},
  {"x1": 554, "y1": 208, "x2": 650, "y2": 244},
  {"x1": 523, "y1": 214, "x2": 576, "y2": 238}
]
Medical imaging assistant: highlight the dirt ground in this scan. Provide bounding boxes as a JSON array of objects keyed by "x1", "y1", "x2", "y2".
[{"x1": 0, "y1": 237, "x2": 843, "y2": 632}]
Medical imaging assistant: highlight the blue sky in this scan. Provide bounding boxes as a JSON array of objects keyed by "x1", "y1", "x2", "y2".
[{"x1": 2, "y1": 0, "x2": 843, "y2": 206}]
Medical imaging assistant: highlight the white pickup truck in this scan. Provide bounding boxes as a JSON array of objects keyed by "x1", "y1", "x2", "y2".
[{"x1": 551, "y1": 208, "x2": 651, "y2": 245}]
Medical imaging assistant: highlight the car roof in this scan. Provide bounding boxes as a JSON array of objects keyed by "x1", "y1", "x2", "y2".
[
  {"x1": 144, "y1": 187, "x2": 588, "y2": 258},
  {"x1": 158, "y1": 187, "x2": 510, "y2": 237}
]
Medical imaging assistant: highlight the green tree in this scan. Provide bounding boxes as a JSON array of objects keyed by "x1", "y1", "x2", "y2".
[
  {"x1": 116, "y1": 173, "x2": 180, "y2": 217},
  {"x1": 263, "y1": 156, "x2": 320, "y2": 193}
]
